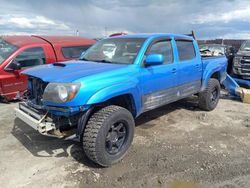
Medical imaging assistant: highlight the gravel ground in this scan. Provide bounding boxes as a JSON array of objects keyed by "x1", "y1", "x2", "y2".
[{"x1": 0, "y1": 94, "x2": 250, "y2": 188}]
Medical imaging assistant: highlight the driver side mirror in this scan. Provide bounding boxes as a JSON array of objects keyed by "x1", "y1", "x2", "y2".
[
  {"x1": 5, "y1": 60, "x2": 21, "y2": 72},
  {"x1": 145, "y1": 54, "x2": 164, "y2": 66}
]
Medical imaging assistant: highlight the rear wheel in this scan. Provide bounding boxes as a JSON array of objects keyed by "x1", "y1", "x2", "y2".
[
  {"x1": 198, "y1": 78, "x2": 220, "y2": 111},
  {"x1": 82, "y1": 105, "x2": 135, "y2": 167}
]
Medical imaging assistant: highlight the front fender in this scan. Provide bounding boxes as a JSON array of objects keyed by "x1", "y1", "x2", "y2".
[{"x1": 86, "y1": 82, "x2": 142, "y2": 116}]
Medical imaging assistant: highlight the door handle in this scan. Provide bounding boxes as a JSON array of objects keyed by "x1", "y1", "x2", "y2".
[
  {"x1": 195, "y1": 64, "x2": 199, "y2": 68},
  {"x1": 172, "y1": 68, "x2": 177, "y2": 73}
]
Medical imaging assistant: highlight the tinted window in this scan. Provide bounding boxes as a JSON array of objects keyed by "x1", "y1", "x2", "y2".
[
  {"x1": 147, "y1": 40, "x2": 173, "y2": 64},
  {"x1": 176, "y1": 40, "x2": 196, "y2": 61},
  {"x1": 62, "y1": 46, "x2": 92, "y2": 58},
  {"x1": 14, "y1": 47, "x2": 46, "y2": 68}
]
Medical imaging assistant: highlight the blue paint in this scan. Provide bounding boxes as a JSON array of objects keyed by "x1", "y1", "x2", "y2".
[
  {"x1": 145, "y1": 54, "x2": 164, "y2": 66},
  {"x1": 222, "y1": 74, "x2": 240, "y2": 96},
  {"x1": 233, "y1": 77, "x2": 250, "y2": 89},
  {"x1": 22, "y1": 61, "x2": 127, "y2": 82},
  {"x1": 22, "y1": 33, "x2": 228, "y2": 117}
]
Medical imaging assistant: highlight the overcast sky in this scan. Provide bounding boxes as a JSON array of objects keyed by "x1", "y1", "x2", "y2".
[{"x1": 0, "y1": 0, "x2": 250, "y2": 39}]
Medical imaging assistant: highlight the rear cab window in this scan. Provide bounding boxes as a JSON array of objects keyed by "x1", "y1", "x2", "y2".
[
  {"x1": 61, "y1": 46, "x2": 92, "y2": 59},
  {"x1": 176, "y1": 40, "x2": 196, "y2": 61}
]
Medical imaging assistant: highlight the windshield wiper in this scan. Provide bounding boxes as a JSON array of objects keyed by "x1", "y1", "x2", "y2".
[
  {"x1": 80, "y1": 58, "x2": 114, "y2": 64},
  {"x1": 79, "y1": 57, "x2": 90, "y2": 61},
  {"x1": 94, "y1": 59, "x2": 113, "y2": 64}
]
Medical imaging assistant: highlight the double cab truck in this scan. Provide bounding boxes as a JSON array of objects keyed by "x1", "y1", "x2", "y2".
[
  {"x1": 0, "y1": 35, "x2": 96, "y2": 101},
  {"x1": 15, "y1": 33, "x2": 227, "y2": 166},
  {"x1": 233, "y1": 40, "x2": 250, "y2": 80}
]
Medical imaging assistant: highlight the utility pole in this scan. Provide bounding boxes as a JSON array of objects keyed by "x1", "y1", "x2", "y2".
[
  {"x1": 76, "y1": 30, "x2": 79, "y2": 36},
  {"x1": 105, "y1": 27, "x2": 107, "y2": 37}
]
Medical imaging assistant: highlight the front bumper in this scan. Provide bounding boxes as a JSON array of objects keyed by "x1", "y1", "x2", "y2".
[
  {"x1": 15, "y1": 103, "x2": 65, "y2": 138},
  {"x1": 15, "y1": 103, "x2": 57, "y2": 136},
  {"x1": 15, "y1": 102, "x2": 88, "y2": 141},
  {"x1": 15, "y1": 102, "x2": 79, "y2": 140}
]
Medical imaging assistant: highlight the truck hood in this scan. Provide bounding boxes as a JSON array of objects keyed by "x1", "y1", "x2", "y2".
[{"x1": 22, "y1": 61, "x2": 128, "y2": 82}]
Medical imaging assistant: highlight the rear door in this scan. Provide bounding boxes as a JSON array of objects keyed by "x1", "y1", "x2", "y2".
[
  {"x1": 175, "y1": 39, "x2": 202, "y2": 97},
  {"x1": 140, "y1": 38, "x2": 178, "y2": 112}
]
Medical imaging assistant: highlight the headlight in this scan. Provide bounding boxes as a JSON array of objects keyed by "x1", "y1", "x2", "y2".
[
  {"x1": 233, "y1": 56, "x2": 242, "y2": 66},
  {"x1": 43, "y1": 83, "x2": 81, "y2": 103}
]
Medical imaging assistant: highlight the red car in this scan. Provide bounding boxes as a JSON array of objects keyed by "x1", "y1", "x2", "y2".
[{"x1": 0, "y1": 35, "x2": 96, "y2": 101}]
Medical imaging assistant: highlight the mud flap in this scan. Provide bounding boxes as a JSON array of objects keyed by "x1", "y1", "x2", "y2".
[{"x1": 76, "y1": 106, "x2": 94, "y2": 142}]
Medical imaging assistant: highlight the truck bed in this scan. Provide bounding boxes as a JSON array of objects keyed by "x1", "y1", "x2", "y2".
[{"x1": 202, "y1": 56, "x2": 227, "y2": 67}]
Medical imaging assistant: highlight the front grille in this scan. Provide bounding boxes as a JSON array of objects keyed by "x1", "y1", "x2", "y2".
[
  {"x1": 241, "y1": 57, "x2": 250, "y2": 64},
  {"x1": 242, "y1": 56, "x2": 250, "y2": 60},
  {"x1": 241, "y1": 56, "x2": 250, "y2": 73},
  {"x1": 27, "y1": 77, "x2": 48, "y2": 106}
]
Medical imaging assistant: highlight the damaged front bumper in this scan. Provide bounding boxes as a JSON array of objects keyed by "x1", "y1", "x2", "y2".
[{"x1": 14, "y1": 102, "x2": 76, "y2": 139}]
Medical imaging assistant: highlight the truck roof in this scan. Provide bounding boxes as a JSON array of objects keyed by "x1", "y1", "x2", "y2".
[
  {"x1": 111, "y1": 33, "x2": 194, "y2": 40},
  {"x1": 2, "y1": 35, "x2": 96, "y2": 47}
]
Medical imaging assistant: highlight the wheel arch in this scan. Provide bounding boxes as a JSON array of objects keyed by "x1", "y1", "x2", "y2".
[
  {"x1": 86, "y1": 82, "x2": 142, "y2": 117},
  {"x1": 201, "y1": 70, "x2": 225, "y2": 91}
]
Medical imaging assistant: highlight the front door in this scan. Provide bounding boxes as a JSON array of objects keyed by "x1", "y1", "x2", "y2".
[
  {"x1": 139, "y1": 39, "x2": 178, "y2": 112},
  {"x1": 2, "y1": 47, "x2": 46, "y2": 97}
]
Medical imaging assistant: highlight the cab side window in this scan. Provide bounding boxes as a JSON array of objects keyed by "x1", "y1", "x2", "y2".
[
  {"x1": 176, "y1": 40, "x2": 196, "y2": 61},
  {"x1": 147, "y1": 40, "x2": 173, "y2": 64},
  {"x1": 14, "y1": 47, "x2": 46, "y2": 68}
]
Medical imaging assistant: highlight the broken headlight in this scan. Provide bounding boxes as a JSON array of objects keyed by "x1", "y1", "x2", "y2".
[{"x1": 43, "y1": 83, "x2": 81, "y2": 103}]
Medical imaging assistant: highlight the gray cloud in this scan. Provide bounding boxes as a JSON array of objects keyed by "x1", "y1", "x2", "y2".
[{"x1": 0, "y1": 0, "x2": 249, "y2": 39}]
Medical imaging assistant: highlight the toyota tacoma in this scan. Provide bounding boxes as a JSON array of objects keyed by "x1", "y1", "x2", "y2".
[{"x1": 15, "y1": 33, "x2": 227, "y2": 166}]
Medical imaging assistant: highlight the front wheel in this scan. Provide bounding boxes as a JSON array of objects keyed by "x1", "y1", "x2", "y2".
[
  {"x1": 198, "y1": 78, "x2": 221, "y2": 111},
  {"x1": 82, "y1": 105, "x2": 135, "y2": 167}
]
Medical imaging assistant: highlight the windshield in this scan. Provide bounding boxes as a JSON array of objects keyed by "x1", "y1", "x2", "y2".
[
  {"x1": 200, "y1": 45, "x2": 225, "y2": 56},
  {"x1": 240, "y1": 41, "x2": 250, "y2": 51},
  {"x1": 81, "y1": 38, "x2": 146, "y2": 64},
  {"x1": 0, "y1": 38, "x2": 18, "y2": 64}
]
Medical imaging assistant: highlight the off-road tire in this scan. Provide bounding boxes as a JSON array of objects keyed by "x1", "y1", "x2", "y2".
[
  {"x1": 82, "y1": 105, "x2": 135, "y2": 167},
  {"x1": 198, "y1": 78, "x2": 221, "y2": 111}
]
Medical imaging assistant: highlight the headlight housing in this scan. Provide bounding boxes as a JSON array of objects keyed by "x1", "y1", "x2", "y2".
[
  {"x1": 43, "y1": 83, "x2": 81, "y2": 103},
  {"x1": 233, "y1": 56, "x2": 242, "y2": 66}
]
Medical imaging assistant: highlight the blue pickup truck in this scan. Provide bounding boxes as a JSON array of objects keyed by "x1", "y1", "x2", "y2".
[{"x1": 15, "y1": 33, "x2": 227, "y2": 166}]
